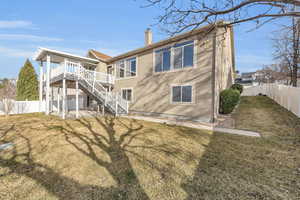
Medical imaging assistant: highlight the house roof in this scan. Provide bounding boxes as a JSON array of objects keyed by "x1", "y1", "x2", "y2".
[
  {"x1": 88, "y1": 50, "x2": 112, "y2": 62},
  {"x1": 34, "y1": 47, "x2": 99, "y2": 65},
  {"x1": 106, "y1": 23, "x2": 219, "y2": 63}
]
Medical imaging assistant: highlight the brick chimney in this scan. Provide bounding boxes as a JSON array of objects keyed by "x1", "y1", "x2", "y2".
[{"x1": 145, "y1": 28, "x2": 153, "y2": 46}]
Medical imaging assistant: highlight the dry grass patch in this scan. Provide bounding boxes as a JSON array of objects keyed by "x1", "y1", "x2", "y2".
[
  {"x1": 182, "y1": 96, "x2": 300, "y2": 199},
  {"x1": 0, "y1": 113, "x2": 211, "y2": 200},
  {"x1": 0, "y1": 96, "x2": 299, "y2": 200}
]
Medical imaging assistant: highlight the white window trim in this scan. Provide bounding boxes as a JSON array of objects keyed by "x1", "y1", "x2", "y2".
[
  {"x1": 107, "y1": 65, "x2": 113, "y2": 75},
  {"x1": 115, "y1": 56, "x2": 138, "y2": 80},
  {"x1": 170, "y1": 84, "x2": 195, "y2": 104},
  {"x1": 121, "y1": 87, "x2": 134, "y2": 103},
  {"x1": 153, "y1": 40, "x2": 197, "y2": 74}
]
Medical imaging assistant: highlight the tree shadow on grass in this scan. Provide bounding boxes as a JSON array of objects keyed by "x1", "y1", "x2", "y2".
[
  {"x1": 0, "y1": 116, "x2": 207, "y2": 200},
  {"x1": 52, "y1": 116, "x2": 192, "y2": 199},
  {"x1": 0, "y1": 117, "x2": 151, "y2": 200},
  {"x1": 0, "y1": 125, "x2": 15, "y2": 144},
  {"x1": 55, "y1": 116, "x2": 151, "y2": 199}
]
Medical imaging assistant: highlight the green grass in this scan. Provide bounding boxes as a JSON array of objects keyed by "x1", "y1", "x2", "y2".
[{"x1": 0, "y1": 96, "x2": 299, "y2": 199}]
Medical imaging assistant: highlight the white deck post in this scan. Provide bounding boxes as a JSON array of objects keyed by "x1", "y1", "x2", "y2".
[
  {"x1": 62, "y1": 59, "x2": 67, "y2": 119},
  {"x1": 76, "y1": 79, "x2": 79, "y2": 119},
  {"x1": 39, "y1": 62, "x2": 43, "y2": 112},
  {"x1": 50, "y1": 87, "x2": 54, "y2": 113},
  {"x1": 115, "y1": 94, "x2": 118, "y2": 117},
  {"x1": 57, "y1": 88, "x2": 60, "y2": 114},
  {"x1": 62, "y1": 79, "x2": 66, "y2": 119},
  {"x1": 46, "y1": 55, "x2": 51, "y2": 115},
  {"x1": 93, "y1": 71, "x2": 96, "y2": 92}
]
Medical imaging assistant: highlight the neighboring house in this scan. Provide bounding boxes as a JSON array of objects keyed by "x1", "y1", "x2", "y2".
[
  {"x1": 275, "y1": 74, "x2": 300, "y2": 87},
  {"x1": 0, "y1": 78, "x2": 17, "y2": 86},
  {"x1": 241, "y1": 72, "x2": 259, "y2": 82},
  {"x1": 236, "y1": 71, "x2": 263, "y2": 86},
  {"x1": 34, "y1": 22, "x2": 235, "y2": 123}
]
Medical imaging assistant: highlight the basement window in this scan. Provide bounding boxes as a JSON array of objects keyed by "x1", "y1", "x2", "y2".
[
  {"x1": 171, "y1": 85, "x2": 192, "y2": 103},
  {"x1": 122, "y1": 88, "x2": 133, "y2": 102}
]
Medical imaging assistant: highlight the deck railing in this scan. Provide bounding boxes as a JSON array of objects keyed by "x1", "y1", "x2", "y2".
[
  {"x1": 46, "y1": 60, "x2": 128, "y2": 114},
  {"x1": 49, "y1": 61, "x2": 115, "y2": 85}
]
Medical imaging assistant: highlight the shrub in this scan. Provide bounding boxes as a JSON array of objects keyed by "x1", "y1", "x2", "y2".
[
  {"x1": 230, "y1": 83, "x2": 243, "y2": 94},
  {"x1": 219, "y1": 89, "x2": 240, "y2": 114}
]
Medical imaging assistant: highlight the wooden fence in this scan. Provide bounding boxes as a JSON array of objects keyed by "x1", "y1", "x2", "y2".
[{"x1": 243, "y1": 84, "x2": 300, "y2": 117}]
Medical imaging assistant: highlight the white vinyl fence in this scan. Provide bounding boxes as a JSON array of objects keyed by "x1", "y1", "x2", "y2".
[
  {"x1": 0, "y1": 96, "x2": 87, "y2": 115},
  {"x1": 243, "y1": 84, "x2": 300, "y2": 117},
  {"x1": 0, "y1": 100, "x2": 45, "y2": 115}
]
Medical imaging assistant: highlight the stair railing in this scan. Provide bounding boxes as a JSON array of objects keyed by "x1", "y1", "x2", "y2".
[{"x1": 62, "y1": 60, "x2": 128, "y2": 114}]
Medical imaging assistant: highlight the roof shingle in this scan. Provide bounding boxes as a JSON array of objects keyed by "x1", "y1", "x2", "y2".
[{"x1": 89, "y1": 50, "x2": 112, "y2": 61}]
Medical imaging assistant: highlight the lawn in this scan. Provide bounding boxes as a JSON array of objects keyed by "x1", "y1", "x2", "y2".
[{"x1": 0, "y1": 96, "x2": 299, "y2": 200}]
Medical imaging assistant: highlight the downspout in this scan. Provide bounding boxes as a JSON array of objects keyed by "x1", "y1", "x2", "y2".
[
  {"x1": 211, "y1": 28, "x2": 217, "y2": 123},
  {"x1": 230, "y1": 25, "x2": 236, "y2": 84}
]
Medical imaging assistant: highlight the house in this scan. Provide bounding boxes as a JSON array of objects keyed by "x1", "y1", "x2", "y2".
[
  {"x1": 34, "y1": 22, "x2": 235, "y2": 123},
  {"x1": 235, "y1": 71, "x2": 263, "y2": 86},
  {"x1": 241, "y1": 72, "x2": 255, "y2": 82}
]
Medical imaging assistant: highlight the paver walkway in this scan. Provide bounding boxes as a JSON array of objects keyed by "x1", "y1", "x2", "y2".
[{"x1": 125, "y1": 116, "x2": 261, "y2": 137}]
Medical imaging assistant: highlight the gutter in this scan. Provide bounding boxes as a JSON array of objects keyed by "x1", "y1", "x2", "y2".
[{"x1": 211, "y1": 29, "x2": 217, "y2": 123}]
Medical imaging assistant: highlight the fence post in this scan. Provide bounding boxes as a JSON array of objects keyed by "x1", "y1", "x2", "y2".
[
  {"x1": 287, "y1": 87, "x2": 291, "y2": 111},
  {"x1": 127, "y1": 100, "x2": 129, "y2": 114},
  {"x1": 298, "y1": 88, "x2": 300, "y2": 117}
]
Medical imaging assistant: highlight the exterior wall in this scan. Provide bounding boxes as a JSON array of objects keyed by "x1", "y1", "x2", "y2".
[
  {"x1": 95, "y1": 60, "x2": 108, "y2": 73},
  {"x1": 214, "y1": 26, "x2": 235, "y2": 118},
  {"x1": 111, "y1": 32, "x2": 216, "y2": 122}
]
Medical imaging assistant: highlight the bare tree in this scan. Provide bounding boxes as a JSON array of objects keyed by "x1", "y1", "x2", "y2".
[
  {"x1": 0, "y1": 79, "x2": 16, "y2": 117},
  {"x1": 143, "y1": 0, "x2": 300, "y2": 34},
  {"x1": 256, "y1": 64, "x2": 287, "y2": 83},
  {"x1": 272, "y1": 19, "x2": 300, "y2": 86}
]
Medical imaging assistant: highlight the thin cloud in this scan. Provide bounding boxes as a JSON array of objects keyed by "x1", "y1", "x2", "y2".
[
  {"x1": 0, "y1": 46, "x2": 34, "y2": 58},
  {"x1": 0, "y1": 34, "x2": 63, "y2": 42},
  {"x1": 0, "y1": 20, "x2": 33, "y2": 29}
]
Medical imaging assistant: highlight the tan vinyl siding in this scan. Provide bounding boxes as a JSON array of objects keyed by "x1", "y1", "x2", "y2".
[
  {"x1": 112, "y1": 32, "x2": 216, "y2": 122},
  {"x1": 95, "y1": 61, "x2": 108, "y2": 73},
  {"x1": 87, "y1": 25, "x2": 234, "y2": 122},
  {"x1": 214, "y1": 26, "x2": 235, "y2": 117}
]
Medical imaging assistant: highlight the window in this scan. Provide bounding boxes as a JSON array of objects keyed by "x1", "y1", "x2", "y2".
[
  {"x1": 117, "y1": 57, "x2": 137, "y2": 79},
  {"x1": 172, "y1": 85, "x2": 192, "y2": 103},
  {"x1": 118, "y1": 61, "x2": 125, "y2": 78},
  {"x1": 122, "y1": 89, "x2": 133, "y2": 102},
  {"x1": 174, "y1": 47, "x2": 183, "y2": 69},
  {"x1": 155, "y1": 40, "x2": 194, "y2": 72},
  {"x1": 127, "y1": 58, "x2": 136, "y2": 76},
  {"x1": 155, "y1": 48, "x2": 171, "y2": 72},
  {"x1": 107, "y1": 66, "x2": 113, "y2": 75}
]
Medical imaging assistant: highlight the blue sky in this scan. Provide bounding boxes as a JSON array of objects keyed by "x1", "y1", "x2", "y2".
[{"x1": 0, "y1": 0, "x2": 287, "y2": 78}]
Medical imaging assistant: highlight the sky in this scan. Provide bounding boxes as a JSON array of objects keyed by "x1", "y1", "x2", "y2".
[{"x1": 0, "y1": 0, "x2": 288, "y2": 79}]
